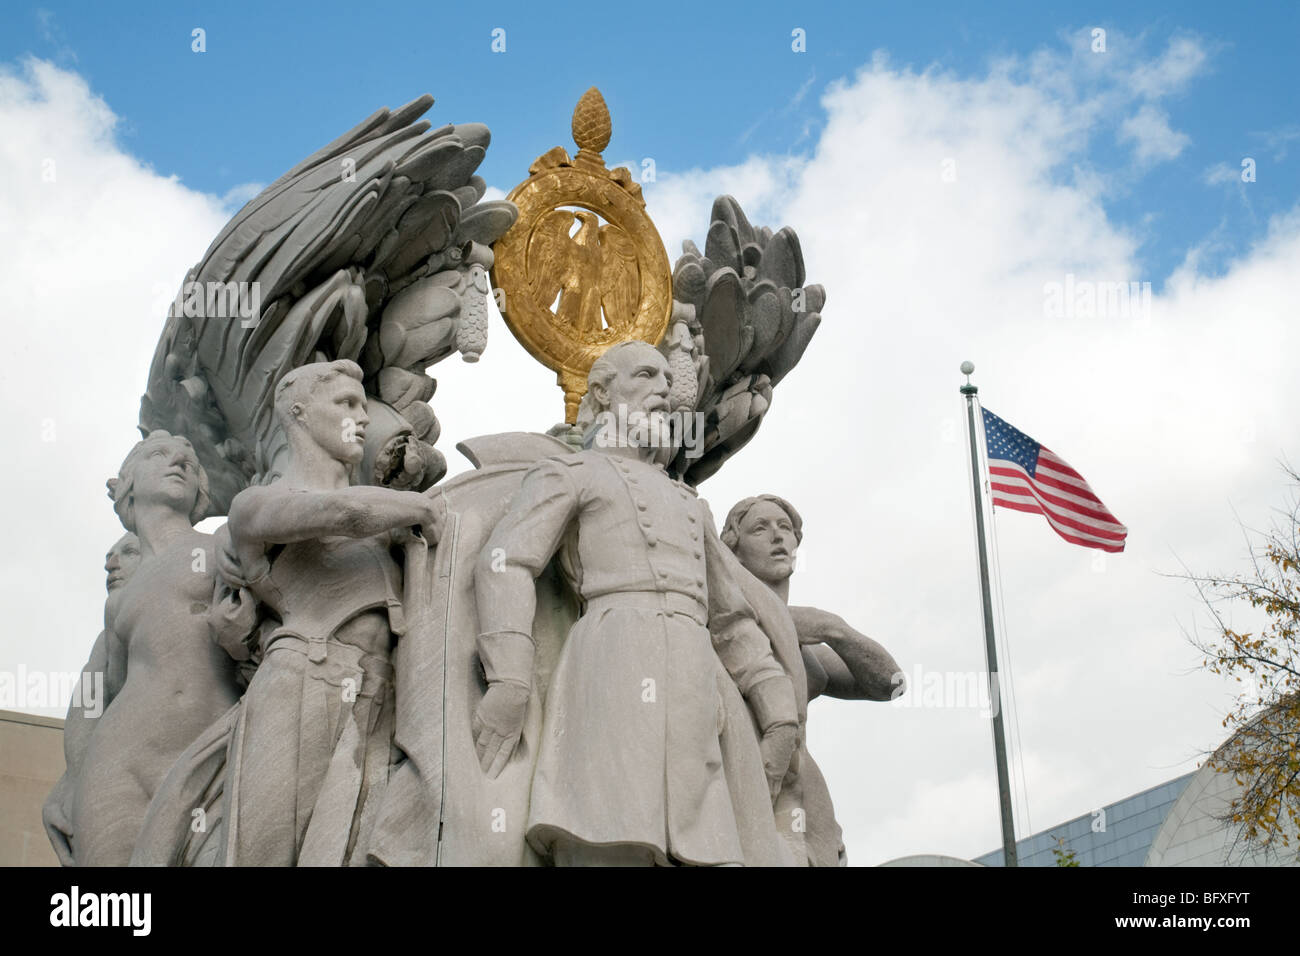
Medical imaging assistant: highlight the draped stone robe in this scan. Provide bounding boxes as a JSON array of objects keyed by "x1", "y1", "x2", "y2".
[{"x1": 477, "y1": 450, "x2": 789, "y2": 865}]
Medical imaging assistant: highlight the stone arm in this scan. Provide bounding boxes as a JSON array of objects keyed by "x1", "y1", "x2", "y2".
[
  {"x1": 788, "y1": 606, "x2": 903, "y2": 702},
  {"x1": 800, "y1": 647, "x2": 831, "y2": 703},
  {"x1": 228, "y1": 484, "x2": 442, "y2": 554},
  {"x1": 471, "y1": 459, "x2": 582, "y2": 777},
  {"x1": 703, "y1": 508, "x2": 799, "y2": 801},
  {"x1": 209, "y1": 524, "x2": 263, "y2": 671}
]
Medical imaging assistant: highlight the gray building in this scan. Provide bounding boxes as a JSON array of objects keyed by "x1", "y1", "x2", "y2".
[
  {"x1": 975, "y1": 774, "x2": 1195, "y2": 867},
  {"x1": 976, "y1": 757, "x2": 1300, "y2": 868}
]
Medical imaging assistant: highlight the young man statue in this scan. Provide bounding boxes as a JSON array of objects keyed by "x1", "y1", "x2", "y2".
[{"x1": 223, "y1": 359, "x2": 443, "y2": 865}]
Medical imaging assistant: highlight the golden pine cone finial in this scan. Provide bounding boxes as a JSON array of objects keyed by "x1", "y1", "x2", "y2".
[{"x1": 572, "y1": 87, "x2": 612, "y2": 157}]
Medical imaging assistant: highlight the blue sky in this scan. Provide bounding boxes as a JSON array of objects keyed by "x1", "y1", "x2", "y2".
[{"x1": 8, "y1": 1, "x2": 1298, "y2": 285}]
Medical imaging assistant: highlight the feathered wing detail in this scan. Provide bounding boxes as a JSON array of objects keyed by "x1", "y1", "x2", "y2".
[
  {"x1": 526, "y1": 209, "x2": 577, "y2": 318},
  {"x1": 597, "y1": 223, "x2": 639, "y2": 331},
  {"x1": 140, "y1": 95, "x2": 518, "y2": 513},
  {"x1": 666, "y1": 195, "x2": 824, "y2": 485}
]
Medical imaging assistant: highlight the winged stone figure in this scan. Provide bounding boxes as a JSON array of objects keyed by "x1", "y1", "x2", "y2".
[
  {"x1": 116, "y1": 101, "x2": 835, "y2": 869},
  {"x1": 139, "y1": 94, "x2": 518, "y2": 514}
]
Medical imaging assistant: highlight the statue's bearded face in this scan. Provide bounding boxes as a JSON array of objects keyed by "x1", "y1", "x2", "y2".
[
  {"x1": 132, "y1": 436, "x2": 204, "y2": 518},
  {"x1": 734, "y1": 499, "x2": 798, "y2": 584},
  {"x1": 104, "y1": 534, "x2": 141, "y2": 592},
  {"x1": 297, "y1": 375, "x2": 369, "y2": 467},
  {"x1": 599, "y1": 343, "x2": 671, "y2": 428}
]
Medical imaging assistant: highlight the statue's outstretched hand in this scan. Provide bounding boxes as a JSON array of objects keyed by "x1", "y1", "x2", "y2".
[
  {"x1": 210, "y1": 585, "x2": 258, "y2": 661},
  {"x1": 215, "y1": 542, "x2": 246, "y2": 589},
  {"x1": 416, "y1": 495, "x2": 446, "y2": 544},
  {"x1": 472, "y1": 681, "x2": 529, "y2": 778},
  {"x1": 392, "y1": 495, "x2": 446, "y2": 548}
]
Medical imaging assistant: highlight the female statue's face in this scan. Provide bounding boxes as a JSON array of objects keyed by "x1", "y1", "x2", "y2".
[
  {"x1": 734, "y1": 500, "x2": 798, "y2": 585},
  {"x1": 132, "y1": 437, "x2": 202, "y2": 517},
  {"x1": 298, "y1": 374, "x2": 368, "y2": 467},
  {"x1": 104, "y1": 534, "x2": 142, "y2": 591}
]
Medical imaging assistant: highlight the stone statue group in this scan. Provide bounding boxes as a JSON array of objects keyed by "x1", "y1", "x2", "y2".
[
  {"x1": 45, "y1": 342, "x2": 901, "y2": 867},
  {"x1": 42, "y1": 95, "x2": 904, "y2": 867}
]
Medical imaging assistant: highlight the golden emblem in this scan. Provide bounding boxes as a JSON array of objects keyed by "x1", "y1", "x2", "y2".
[{"x1": 491, "y1": 87, "x2": 673, "y2": 423}]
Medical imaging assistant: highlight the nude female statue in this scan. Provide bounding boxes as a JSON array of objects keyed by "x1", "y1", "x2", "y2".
[{"x1": 68, "y1": 431, "x2": 242, "y2": 865}]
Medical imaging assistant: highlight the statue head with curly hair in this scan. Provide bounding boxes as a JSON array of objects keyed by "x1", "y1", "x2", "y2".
[{"x1": 107, "y1": 430, "x2": 210, "y2": 534}]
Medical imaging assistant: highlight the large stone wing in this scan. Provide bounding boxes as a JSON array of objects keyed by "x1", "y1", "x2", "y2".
[
  {"x1": 139, "y1": 95, "x2": 518, "y2": 514},
  {"x1": 667, "y1": 195, "x2": 824, "y2": 485},
  {"x1": 597, "y1": 223, "x2": 640, "y2": 330}
]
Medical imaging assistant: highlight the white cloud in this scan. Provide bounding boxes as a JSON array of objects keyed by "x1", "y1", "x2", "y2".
[
  {"x1": 1120, "y1": 104, "x2": 1191, "y2": 163},
  {"x1": 1203, "y1": 162, "x2": 1243, "y2": 186},
  {"x1": 1256, "y1": 124, "x2": 1300, "y2": 162},
  {"x1": 4, "y1": 38, "x2": 1296, "y2": 869},
  {"x1": 636, "y1": 52, "x2": 1296, "y2": 864},
  {"x1": 219, "y1": 181, "x2": 265, "y2": 208},
  {"x1": 0, "y1": 57, "x2": 232, "y2": 691},
  {"x1": 1129, "y1": 35, "x2": 1209, "y2": 99},
  {"x1": 1021, "y1": 29, "x2": 1207, "y2": 170}
]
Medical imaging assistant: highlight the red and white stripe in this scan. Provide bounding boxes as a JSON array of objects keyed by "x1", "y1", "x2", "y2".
[{"x1": 988, "y1": 447, "x2": 1128, "y2": 553}]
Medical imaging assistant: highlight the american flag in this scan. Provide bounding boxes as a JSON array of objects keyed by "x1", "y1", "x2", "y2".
[{"x1": 981, "y1": 407, "x2": 1128, "y2": 553}]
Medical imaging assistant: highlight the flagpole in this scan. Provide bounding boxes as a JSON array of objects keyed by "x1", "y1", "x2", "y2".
[{"x1": 959, "y1": 361, "x2": 1018, "y2": 867}]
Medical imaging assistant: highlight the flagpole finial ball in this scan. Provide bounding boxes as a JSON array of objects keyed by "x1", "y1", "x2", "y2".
[{"x1": 960, "y1": 361, "x2": 975, "y2": 376}]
